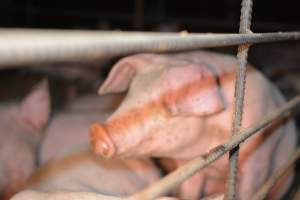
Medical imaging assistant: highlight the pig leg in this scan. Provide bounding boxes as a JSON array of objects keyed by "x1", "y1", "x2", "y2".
[
  {"x1": 160, "y1": 159, "x2": 226, "y2": 199},
  {"x1": 179, "y1": 173, "x2": 204, "y2": 200},
  {"x1": 163, "y1": 160, "x2": 204, "y2": 200},
  {"x1": 175, "y1": 157, "x2": 228, "y2": 200}
]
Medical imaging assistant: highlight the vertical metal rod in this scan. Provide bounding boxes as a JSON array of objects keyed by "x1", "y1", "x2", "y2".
[{"x1": 225, "y1": 0, "x2": 253, "y2": 199}]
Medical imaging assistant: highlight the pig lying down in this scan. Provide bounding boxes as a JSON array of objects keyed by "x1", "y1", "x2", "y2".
[
  {"x1": 0, "y1": 80, "x2": 50, "y2": 199},
  {"x1": 90, "y1": 51, "x2": 297, "y2": 199},
  {"x1": 12, "y1": 151, "x2": 165, "y2": 200}
]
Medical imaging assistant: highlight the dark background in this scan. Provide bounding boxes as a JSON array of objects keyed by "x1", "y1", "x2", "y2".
[{"x1": 1, "y1": 0, "x2": 299, "y2": 32}]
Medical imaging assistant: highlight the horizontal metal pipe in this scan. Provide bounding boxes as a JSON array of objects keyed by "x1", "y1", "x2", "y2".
[
  {"x1": 0, "y1": 29, "x2": 299, "y2": 68},
  {"x1": 126, "y1": 95, "x2": 300, "y2": 200}
]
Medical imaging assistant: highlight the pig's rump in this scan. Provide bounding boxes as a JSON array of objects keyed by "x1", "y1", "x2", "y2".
[{"x1": 23, "y1": 151, "x2": 161, "y2": 197}]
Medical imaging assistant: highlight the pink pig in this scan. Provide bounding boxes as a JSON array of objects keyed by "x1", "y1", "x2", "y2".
[
  {"x1": 90, "y1": 51, "x2": 297, "y2": 199},
  {"x1": 14, "y1": 151, "x2": 162, "y2": 199},
  {"x1": 0, "y1": 80, "x2": 50, "y2": 199}
]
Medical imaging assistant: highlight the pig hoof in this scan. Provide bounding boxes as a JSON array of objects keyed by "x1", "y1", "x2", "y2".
[{"x1": 90, "y1": 123, "x2": 116, "y2": 158}]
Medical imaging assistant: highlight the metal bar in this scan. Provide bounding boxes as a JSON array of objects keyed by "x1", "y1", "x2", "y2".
[
  {"x1": 126, "y1": 95, "x2": 300, "y2": 200},
  {"x1": 0, "y1": 29, "x2": 299, "y2": 68},
  {"x1": 225, "y1": 0, "x2": 253, "y2": 199},
  {"x1": 250, "y1": 146, "x2": 300, "y2": 200}
]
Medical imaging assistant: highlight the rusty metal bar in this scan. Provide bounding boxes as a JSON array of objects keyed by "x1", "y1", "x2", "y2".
[
  {"x1": 126, "y1": 95, "x2": 300, "y2": 200},
  {"x1": 0, "y1": 29, "x2": 299, "y2": 68},
  {"x1": 250, "y1": 146, "x2": 300, "y2": 200},
  {"x1": 225, "y1": 0, "x2": 253, "y2": 199}
]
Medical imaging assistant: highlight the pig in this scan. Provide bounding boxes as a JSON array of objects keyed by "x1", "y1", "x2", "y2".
[
  {"x1": 13, "y1": 151, "x2": 163, "y2": 199},
  {"x1": 90, "y1": 51, "x2": 297, "y2": 200},
  {"x1": 0, "y1": 79, "x2": 50, "y2": 199}
]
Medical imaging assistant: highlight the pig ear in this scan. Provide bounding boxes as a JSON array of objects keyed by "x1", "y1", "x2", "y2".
[
  {"x1": 98, "y1": 55, "x2": 152, "y2": 95},
  {"x1": 19, "y1": 79, "x2": 51, "y2": 131},
  {"x1": 164, "y1": 64, "x2": 227, "y2": 117}
]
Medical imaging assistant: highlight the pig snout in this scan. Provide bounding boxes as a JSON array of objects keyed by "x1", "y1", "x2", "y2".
[
  {"x1": 90, "y1": 123, "x2": 116, "y2": 158},
  {"x1": 90, "y1": 102, "x2": 169, "y2": 158}
]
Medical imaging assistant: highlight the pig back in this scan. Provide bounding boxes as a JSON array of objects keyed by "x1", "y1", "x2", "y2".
[{"x1": 24, "y1": 151, "x2": 161, "y2": 197}]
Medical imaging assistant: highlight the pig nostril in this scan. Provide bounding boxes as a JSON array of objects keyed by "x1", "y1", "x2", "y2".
[
  {"x1": 94, "y1": 141, "x2": 109, "y2": 157},
  {"x1": 101, "y1": 142, "x2": 109, "y2": 152},
  {"x1": 90, "y1": 123, "x2": 116, "y2": 158}
]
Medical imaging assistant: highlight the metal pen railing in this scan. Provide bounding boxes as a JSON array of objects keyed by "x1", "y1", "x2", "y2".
[{"x1": 0, "y1": 30, "x2": 299, "y2": 68}]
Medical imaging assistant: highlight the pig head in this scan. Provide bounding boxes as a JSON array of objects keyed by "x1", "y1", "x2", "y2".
[
  {"x1": 90, "y1": 52, "x2": 227, "y2": 159},
  {"x1": 0, "y1": 79, "x2": 50, "y2": 199}
]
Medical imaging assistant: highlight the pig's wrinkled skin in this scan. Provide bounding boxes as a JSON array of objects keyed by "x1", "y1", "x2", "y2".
[
  {"x1": 90, "y1": 51, "x2": 297, "y2": 199},
  {"x1": 12, "y1": 151, "x2": 167, "y2": 200},
  {"x1": 0, "y1": 80, "x2": 50, "y2": 199}
]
